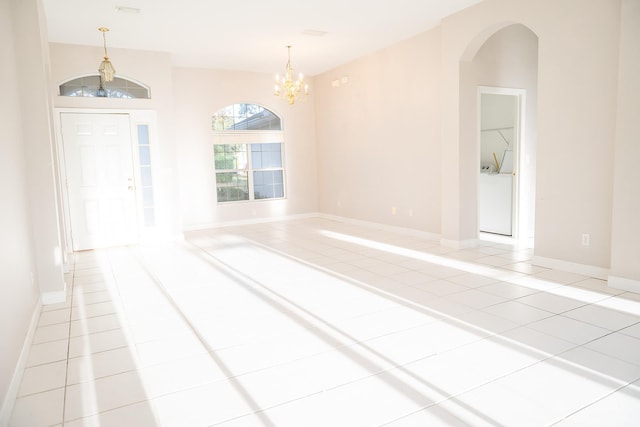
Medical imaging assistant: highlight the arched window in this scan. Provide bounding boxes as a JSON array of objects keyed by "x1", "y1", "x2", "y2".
[
  {"x1": 212, "y1": 104, "x2": 285, "y2": 203},
  {"x1": 59, "y1": 75, "x2": 150, "y2": 99},
  {"x1": 212, "y1": 103, "x2": 281, "y2": 131}
]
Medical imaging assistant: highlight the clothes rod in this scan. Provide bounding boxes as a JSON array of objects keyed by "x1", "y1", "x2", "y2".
[{"x1": 481, "y1": 126, "x2": 514, "y2": 132}]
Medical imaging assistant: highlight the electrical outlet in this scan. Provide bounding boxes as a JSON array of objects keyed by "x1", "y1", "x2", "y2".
[
  {"x1": 391, "y1": 206, "x2": 397, "y2": 215},
  {"x1": 408, "y1": 209, "x2": 414, "y2": 217},
  {"x1": 581, "y1": 234, "x2": 590, "y2": 246}
]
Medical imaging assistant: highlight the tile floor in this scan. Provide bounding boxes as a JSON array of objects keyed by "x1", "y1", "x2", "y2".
[{"x1": 8, "y1": 217, "x2": 640, "y2": 426}]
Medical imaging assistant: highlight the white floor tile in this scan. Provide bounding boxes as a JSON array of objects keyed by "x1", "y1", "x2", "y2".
[
  {"x1": 477, "y1": 282, "x2": 540, "y2": 299},
  {"x1": 584, "y1": 332, "x2": 640, "y2": 366},
  {"x1": 448, "y1": 381, "x2": 564, "y2": 426},
  {"x1": 8, "y1": 218, "x2": 640, "y2": 427},
  {"x1": 444, "y1": 288, "x2": 507, "y2": 309},
  {"x1": 69, "y1": 313, "x2": 122, "y2": 337},
  {"x1": 619, "y1": 322, "x2": 640, "y2": 339},
  {"x1": 383, "y1": 404, "x2": 476, "y2": 427},
  {"x1": 67, "y1": 346, "x2": 138, "y2": 385},
  {"x1": 9, "y1": 387, "x2": 64, "y2": 427},
  {"x1": 555, "y1": 378, "x2": 640, "y2": 426},
  {"x1": 64, "y1": 370, "x2": 149, "y2": 421},
  {"x1": 496, "y1": 355, "x2": 629, "y2": 417},
  {"x1": 563, "y1": 303, "x2": 640, "y2": 331},
  {"x1": 139, "y1": 353, "x2": 225, "y2": 398},
  {"x1": 32, "y1": 323, "x2": 69, "y2": 344},
  {"x1": 454, "y1": 309, "x2": 519, "y2": 334},
  {"x1": 38, "y1": 308, "x2": 71, "y2": 326},
  {"x1": 73, "y1": 282, "x2": 109, "y2": 294},
  {"x1": 18, "y1": 360, "x2": 67, "y2": 397},
  {"x1": 527, "y1": 315, "x2": 610, "y2": 345},
  {"x1": 135, "y1": 333, "x2": 208, "y2": 366},
  {"x1": 26, "y1": 339, "x2": 68, "y2": 367},
  {"x1": 68, "y1": 328, "x2": 129, "y2": 358},
  {"x1": 72, "y1": 290, "x2": 114, "y2": 307},
  {"x1": 63, "y1": 401, "x2": 159, "y2": 427},
  {"x1": 557, "y1": 346, "x2": 640, "y2": 384},
  {"x1": 517, "y1": 292, "x2": 588, "y2": 314},
  {"x1": 532, "y1": 269, "x2": 588, "y2": 285},
  {"x1": 500, "y1": 326, "x2": 576, "y2": 357},
  {"x1": 483, "y1": 300, "x2": 554, "y2": 325},
  {"x1": 411, "y1": 279, "x2": 470, "y2": 296},
  {"x1": 71, "y1": 300, "x2": 117, "y2": 320},
  {"x1": 152, "y1": 380, "x2": 255, "y2": 427}
]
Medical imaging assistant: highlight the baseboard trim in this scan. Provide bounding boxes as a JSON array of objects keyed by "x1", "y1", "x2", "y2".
[
  {"x1": 532, "y1": 256, "x2": 609, "y2": 280},
  {"x1": 318, "y1": 213, "x2": 441, "y2": 241},
  {"x1": 0, "y1": 301, "x2": 41, "y2": 427},
  {"x1": 183, "y1": 212, "x2": 443, "y2": 242},
  {"x1": 608, "y1": 275, "x2": 640, "y2": 293},
  {"x1": 183, "y1": 213, "x2": 319, "y2": 232}
]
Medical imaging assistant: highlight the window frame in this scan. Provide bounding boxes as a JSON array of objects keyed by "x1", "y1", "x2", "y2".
[{"x1": 213, "y1": 130, "x2": 286, "y2": 204}]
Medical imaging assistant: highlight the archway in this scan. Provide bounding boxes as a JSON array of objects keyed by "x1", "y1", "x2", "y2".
[{"x1": 459, "y1": 23, "x2": 539, "y2": 243}]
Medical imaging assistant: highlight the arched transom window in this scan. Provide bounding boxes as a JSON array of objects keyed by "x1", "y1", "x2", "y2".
[
  {"x1": 59, "y1": 75, "x2": 150, "y2": 99},
  {"x1": 212, "y1": 104, "x2": 285, "y2": 203}
]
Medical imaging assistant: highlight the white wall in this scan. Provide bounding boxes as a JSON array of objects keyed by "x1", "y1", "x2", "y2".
[
  {"x1": 440, "y1": 0, "x2": 621, "y2": 270},
  {"x1": 314, "y1": 0, "x2": 628, "y2": 273},
  {"x1": 0, "y1": 0, "x2": 49, "y2": 415},
  {"x1": 315, "y1": 28, "x2": 443, "y2": 233},
  {"x1": 173, "y1": 68, "x2": 318, "y2": 228},
  {"x1": 609, "y1": 0, "x2": 640, "y2": 290},
  {"x1": 49, "y1": 43, "x2": 181, "y2": 239},
  {"x1": 12, "y1": 0, "x2": 66, "y2": 302}
]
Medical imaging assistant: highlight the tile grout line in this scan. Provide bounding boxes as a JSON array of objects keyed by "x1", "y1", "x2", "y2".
[{"x1": 61, "y1": 254, "x2": 77, "y2": 427}]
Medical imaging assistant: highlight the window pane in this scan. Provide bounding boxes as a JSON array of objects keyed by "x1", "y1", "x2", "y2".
[
  {"x1": 137, "y1": 125, "x2": 150, "y2": 145},
  {"x1": 214, "y1": 144, "x2": 247, "y2": 170},
  {"x1": 142, "y1": 187, "x2": 154, "y2": 207},
  {"x1": 253, "y1": 170, "x2": 283, "y2": 200},
  {"x1": 140, "y1": 166, "x2": 152, "y2": 187},
  {"x1": 139, "y1": 146, "x2": 151, "y2": 165},
  {"x1": 216, "y1": 172, "x2": 249, "y2": 202},
  {"x1": 144, "y1": 208, "x2": 155, "y2": 226},
  {"x1": 251, "y1": 143, "x2": 282, "y2": 169}
]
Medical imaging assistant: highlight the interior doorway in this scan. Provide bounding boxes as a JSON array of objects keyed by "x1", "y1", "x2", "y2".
[
  {"x1": 60, "y1": 112, "x2": 139, "y2": 250},
  {"x1": 478, "y1": 87, "x2": 530, "y2": 240}
]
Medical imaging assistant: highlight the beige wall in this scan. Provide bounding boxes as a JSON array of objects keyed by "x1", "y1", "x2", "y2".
[
  {"x1": 610, "y1": 0, "x2": 640, "y2": 288},
  {"x1": 315, "y1": 0, "x2": 628, "y2": 274},
  {"x1": 173, "y1": 68, "x2": 318, "y2": 228},
  {"x1": 438, "y1": 0, "x2": 621, "y2": 269},
  {"x1": 0, "y1": 0, "x2": 56, "y2": 416},
  {"x1": 315, "y1": 29, "x2": 443, "y2": 233}
]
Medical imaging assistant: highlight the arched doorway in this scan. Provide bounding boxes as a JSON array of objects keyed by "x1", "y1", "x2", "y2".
[{"x1": 460, "y1": 23, "x2": 539, "y2": 243}]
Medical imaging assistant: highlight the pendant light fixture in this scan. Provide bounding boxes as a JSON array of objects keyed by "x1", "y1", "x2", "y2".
[
  {"x1": 98, "y1": 27, "x2": 115, "y2": 82},
  {"x1": 274, "y1": 46, "x2": 309, "y2": 105}
]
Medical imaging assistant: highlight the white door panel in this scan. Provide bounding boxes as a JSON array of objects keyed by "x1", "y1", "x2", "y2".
[{"x1": 61, "y1": 113, "x2": 139, "y2": 250}]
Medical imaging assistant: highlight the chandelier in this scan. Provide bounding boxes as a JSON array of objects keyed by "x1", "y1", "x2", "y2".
[
  {"x1": 98, "y1": 27, "x2": 115, "y2": 82},
  {"x1": 274, "y1": 46, "x2": 309, "y2": 105}
]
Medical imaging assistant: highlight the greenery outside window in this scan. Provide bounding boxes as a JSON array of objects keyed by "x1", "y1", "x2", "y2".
[
  {"x1": 213, "y1": 104, "x2": 285, "y2": 203},
  {"x1": 214, "y1": 142, "x2": 284, "y2": 202}
]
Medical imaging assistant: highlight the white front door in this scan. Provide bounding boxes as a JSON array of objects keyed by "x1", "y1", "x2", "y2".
[{"x1": 61, "y1": 113, "x2": 139, "y2": 250}]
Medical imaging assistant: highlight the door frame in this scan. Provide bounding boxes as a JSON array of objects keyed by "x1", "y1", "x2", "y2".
[
  {"x1": 477, "y1": 86, "x2": 527, "y2": 240},
  {"x1": 54, "y1": 108, "x2": 158, "y2": 253}
]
